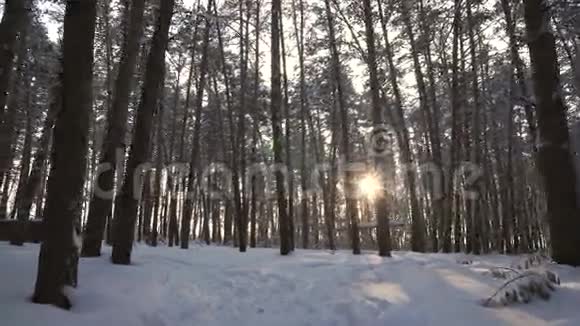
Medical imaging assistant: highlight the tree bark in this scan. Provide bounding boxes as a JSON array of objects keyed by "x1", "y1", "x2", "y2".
[
  {"x1": 501, "y1": 0, "x2": 536, "y2": 138},
  {"x1": 249, "y1": 0, "x2": 261, "y2": 249},
  {"x1": 32, "y1": 0, "x2": 97, "y2": 309},
  {"x1": 180, "y1": 0, "x2": 213, "y2": 250},
  {"x1": 271, "y1": 0, "x2": 291, "y2": 255},
  {"x1": 324, "y1": 0, "x2": 359, "y2": 254},
  {"x1": 0, "y1": 3, "x2": 32, "y2": 219},
  {"x1": 235, "y1": 0, "x2": 250, "y2": 252},
  {"x1": 397, "y1": 0, "x2": 438, "y2": 252},
  {"x1": 466, "y1": 1, "x2": 482, "y2": 254},
  {"x1": 442, "y1": 0, "x2": 462, "y2": 253},
  {"x1": 291, "y1": 0, "x2": 309, "y2": 249},
  {"x1": 10, "y1": 93, "x2": 33, "y2": 245},
  {"x1": 524, "y1": 0, "x2": 580, "y2": 266},
  {"x1": 151, "y1": 96, "x2": 166, "y2": 247},
  {"x1": 82, "y1": 0, "x2": 146, "y2": 257},
  {"x1": 112, "y1": 0, "x2": 175, "y2": 264},
  {"x1": 0, "y1": 0, "x2": 32, "y2": 118},
  {"x1": 362, "y1": 0, "x2": 389, "y2": 256}
]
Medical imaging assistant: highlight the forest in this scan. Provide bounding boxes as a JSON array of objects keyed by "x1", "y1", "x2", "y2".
[{"x1": 0, "y1": 0, "x2": 580, "y2": 323}]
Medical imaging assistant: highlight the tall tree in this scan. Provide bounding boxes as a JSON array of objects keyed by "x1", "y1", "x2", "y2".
[
  {"x1": 82, "y1": 0, "x2": 147, "y2": 257},
  {"x1": 466, "y1": 0, "x2": 482, "y2": 254},
  {"x1": 324, "y1": 0, "x2": 359, "y2": 254},
  {"x1": 14, "y1": 80, "x2": 61, "y2": 227},
  {"x1": 249, "y1": 0, "x2": 261, "y2": 249},
  {"x1": 271, "y1": 0, "x2": 291, "y2": 255},
  {"x1": 524, "y1": 0, "x2": 580, "y2": 266},
  {"x1": 112, "y1": 0, "x2": 176, "y2": 264},
  {"x1": 291, "y1": 0, "x2": 309, "y2": 249},
  {"x1": 501, "y1": 0, "x2": 536, "y2": 138},
  {"x1": 32, "y1": 0, "x2": 97, "y2": 309},
  {"x1": 362, "y1": 0, "x2": 389, "y2": 256},
  {"x1": 397, "y1": 0, "x2": 440, "y2": 252},
  {"x1": 180, "y1": 0, "x2": 213, "y2": 250}
]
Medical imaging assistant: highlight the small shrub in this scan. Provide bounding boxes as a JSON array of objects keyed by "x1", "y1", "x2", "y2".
[{"x1": 482, "y1": 264, "x2": 560, "y2": 307}]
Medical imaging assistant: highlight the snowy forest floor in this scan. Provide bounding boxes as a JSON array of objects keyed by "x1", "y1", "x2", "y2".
[{"x1": 1, "y1": 242, "x2": 580, "y2": 326}]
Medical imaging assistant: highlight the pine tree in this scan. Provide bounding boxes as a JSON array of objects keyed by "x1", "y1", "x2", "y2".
[
  {"x1": 32, "y1": 0, "x2": 97, "y2": 309},
  {"x1": 524, "y1": 0, "x2": 580, "y2": 266},
  {"x1": 112, "y1": 0, "x2": 176, "y2": 265},
  {"x1": 82, "y1": 0, "x2": 147, "y2": 257}
]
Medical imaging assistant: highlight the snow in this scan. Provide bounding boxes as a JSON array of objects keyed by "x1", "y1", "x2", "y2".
[{"x1": 1, "y1": 242, "x2": 580, "y2": 326}]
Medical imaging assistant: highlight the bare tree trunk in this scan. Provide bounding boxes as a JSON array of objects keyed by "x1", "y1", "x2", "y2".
[
  {"x1": 202, "y1": 187, "x2": 210, "y2": 244},
  {"x1": 112, "y1": 0, "x2": 175, "y2": 264},
  {"x1": 0, "y1": 5, "x2": 31, "y2": 219},
  {"x1": 500, "y1": 0, "x2": 536, "y2": 138},
  {"x1": 32, "y1": 0, "x2": 97, "y2": 309},
  {"x1": 466, "y1": 1, "x2": 482, "y2": 254},
  {"x1": 291, "y1": 0, "x2": 309, "y2": 249},
  {"x1": 150, "y1": 90, "x2": 165, "y2": 247},
  {"x1": 0, "y1": 0, "x2": 31, "y2": 118},
  {"x1": 362, "y1": 0, "x2": 388, "y2": 256},
  {"x1": 11, "y1": 97, "x2": 33, "y2": 245},
  {"x1": 271, "y1": 0, "x2": 291, "y2": 255},
  {"x1": 141, "y1": 170, "x2": 153, "y2": 243},
  {"x1": 168, "y1": 70, "x2": 182, "y2": 248},
  {"x1": 524, "y1": 0, "x2": 580, "y2": 266},
  {"x1": 324, "y1": 0, "x2": 359, "y2": 254},
  {"x1": 13, "y1": 79, "x2": 60, "y2": 229},
  {"x1": 441, "y1": 0, "x2": 462, "y2": 253},
  {"x1": 280, "y1": 13, "x2": 295, "y2": 251},
  {"x1": 224, "y1": 197, "x2": 233, "y2": 244},
  {"x1": 179, "y1": 0, "x2": 202, "y2": 161},
  {"x1": 235, "y1": 0, "x2": 250, "y2": 252},
  {"x1": 82, "y1": 0, "x2": 146, "y2": 257},
  {"x1": 249, "y1": 0, "x2": 261, "y2": 249},
  {"x1": 180, "y1": 0, "x2": 213, "y2": 250},
  {"x1": 398, "y1": 0, "x2": 439, "y2": 252}
]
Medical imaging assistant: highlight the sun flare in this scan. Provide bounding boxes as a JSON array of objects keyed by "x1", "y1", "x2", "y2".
[{"x1": 358, "y1": 173, "x2": 382, "y2": 200}]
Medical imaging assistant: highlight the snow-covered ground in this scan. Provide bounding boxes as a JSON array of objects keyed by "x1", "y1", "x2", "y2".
[{"x1": 1, "y1": 242, "x2": 580, "y2": 326}]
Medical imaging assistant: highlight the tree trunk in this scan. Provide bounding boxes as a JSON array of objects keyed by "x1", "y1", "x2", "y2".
[
  {"x1": 180, "y1": 0, "x2": 212, "y2": 250},
  {"x1": 362, "y1": 0, "x2": 389, "y2": 256},
  {"x1": 271, "y1": 0, "x2": 291, "y2": 255},
  {"x1": 82, "y1": 0, "x2": 146, "y2": 257},
  {"x1": 13, "y1": 80, "x2": 60, "y2": 230},
  {"x1": 0, "y1": 0, "x2": 32, "y2": 118},
  {"x1": 111, "y1": 0, "x2": 175, "y2": 264},
  {"x1": 0, "y1": 4, "x2": 32, "y2": 219},
  {"x1": 323, "y1": 0, "x2": 359, "y2": 254},
  {"x1": 466, "y1": 1, "x2": 482, "y2": 254},
  {"x1": 442, "y1": 0, "x2": 462, "y2": 253},
  {"x1": 235, "y1": 0, "x2": 250, "y2": 252},
  {"x1": 291, "y1": 0, "x2": 309, "y2": 249},
  {"x1": 397, "y1": 0, "x2": 439, "y2": 252},
  {"x1": 32, "y1": 0, "x2": 97, "y2": 309},
  {"x1": 249, "y1": 0, "x2": 261, "y2": 249},
  {"x1": 11, "y1": 98, "x2": 33, "y2": 245},
  {"x1": 151, "y1": 102, "x2": 165, "y2": 247},
  {"x1": 501, "y1": 0, "x2": 536, "y2": 138},
  {"x1": 178, "y1": 0, "x2": 202, "y2": 161},
  {"x1": 524, "y1": 0, "x2": 580, "y2": 266},
  {"x1": 279, "y1": 13, "x2": 295, "y2": 251},
  {"x1": 212, "y1": 0, "x2": 238, "y2": 246}
]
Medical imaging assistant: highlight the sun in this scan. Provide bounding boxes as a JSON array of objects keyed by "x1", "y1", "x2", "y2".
[{"x1": 358, "y1": 173, "x2": 382, "y2": 200}]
